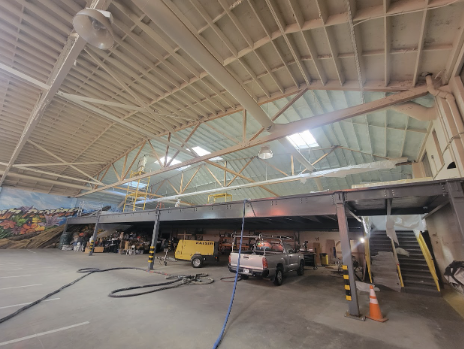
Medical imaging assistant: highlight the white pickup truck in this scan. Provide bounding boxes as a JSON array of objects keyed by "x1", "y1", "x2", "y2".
[{"x1": 228, "y1": 237, "x2": 305, "y2": 286}]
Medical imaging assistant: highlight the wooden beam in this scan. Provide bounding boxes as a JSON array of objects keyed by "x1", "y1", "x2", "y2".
[
  {"x1": 14, "y1": 162, "x2": 106, "y2": 167},
  {"x1": 204, "y1": 165, "x2": 223, "y2": 187},
  {"x1": 260, "y1": 159, "x2": 289, "y2": 177},
  {"x1": 111, "y1": 164, "x2": 121, "y2": 181},
  {"x1": 249, "y1": 88, "x2": 308, "y2": 141},
  {"x1": 147, "y1": 140, "x2": 162, "y2": 164},
  {"x1": 153, "y1": 180, "x2": 165, "y2": 195},
  {"x1": 223, "y1": 161, "x2": 227, "y2": 186},
  {"x1": 167, "y1": 123, "x2": 200, "y2": 166},
  {"x1": 123, "y1": 141, "x2": 146, "y2": 179},
  {"x1": 205, "y1": 122, "x2": 239, "y2": 144},
  {"x1": 412, "y1": 2, "x2": 430, "y2": 86},
  {"x1": 164, "y1": 132, "x2": 171, "y2": 167},
  {"x1": 76, "y1": 86, "x2": 429, "y2": 197},
  {"x1": 181, "y1": 166, "x2": 201, "y2": 193},
  {"x1": 227, "y1": 157, "x2": 254, "y2": 186},
  {"x1": 167, "y1": 179, "x2": 180, "y2": 194},
  {"x1": 206, "y1": 160, "x2": 279, "y2": 197},
  {"x1": 121, "y1": 154, "x2": 128, "y2": 179},
  {"x1": 28, "y1": 140, "x2": 103, "y2": 184},
  {"x1": 243, "y1": 110, "x2": 247, "y2": 142}
]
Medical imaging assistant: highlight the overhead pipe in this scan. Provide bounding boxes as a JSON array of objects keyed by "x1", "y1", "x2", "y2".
[
  {"x1": 425, "y1": 74, "x2": 464, "y2": 174},
  {"x1": 390, "y1": 103, "x2": 436, "y2": 121},
  {"x1": 133, "y1": 0, "x2": 315, "y2": 172}
]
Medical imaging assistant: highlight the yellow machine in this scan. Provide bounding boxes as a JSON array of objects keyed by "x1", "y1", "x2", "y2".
[{"x1": 175, "y1": 240, "x2": 219, "y2": 268}]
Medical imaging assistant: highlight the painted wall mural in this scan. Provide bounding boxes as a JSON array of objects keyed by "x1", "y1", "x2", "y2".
[{"x1": 0, "y1": 187, "x2": 116, "y2": 239}]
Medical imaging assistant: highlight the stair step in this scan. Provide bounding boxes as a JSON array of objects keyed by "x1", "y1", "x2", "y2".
[
  {"x1": 401, "y1": 270, "x2": 433, "y2": 277},
  {"x1": 398, "y1": 254, "x2": 427, "y2": 263},
  {"x1": 403, "y1": 278, "x2": 437, "y2": 287},
  {"x1": 399, "y1": 260, "x2": 429, "y2": 269},
  {"x1": 403, "y1": 286, "x2": 440, "y2": 296},
  {"x1": 401, "y1": 270, "x2": 433, "y2": 280}
]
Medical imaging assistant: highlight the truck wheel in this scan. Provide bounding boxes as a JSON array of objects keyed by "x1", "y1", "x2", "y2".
[
  {"x1": 273, "y1": 268, "x2": 283, "y2": 286},
  {"x1": 191, "y1": 255, "x2": 203, "y2": 268},
  {"x1": 297, "y1": 261, "x2": 305, "y2": 276},
  {"x1": 240, "y1": 275, "x2": 249, "y2": 280}
]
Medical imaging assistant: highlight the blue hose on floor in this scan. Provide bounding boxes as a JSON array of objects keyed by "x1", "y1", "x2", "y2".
[{"x1": 212, "y1": 199, "x2": 247, "y2": 349}]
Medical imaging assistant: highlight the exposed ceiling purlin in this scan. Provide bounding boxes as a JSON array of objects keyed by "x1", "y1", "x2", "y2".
[
  {"x1": 266, "y1": 0, "x2": 312, "y2": 86},
  {"x1": 75, "y1": 86, "x2": 429, "y2": 197},
  {"x1": 412, "y1": 1, "x2": 430, "y2": 86},
  {"x1": 84, "y1": 48, "x2": 202, "y2": 146},
  {"x1": 0, "y1": 24, "x2": 91, "y2": 186},
  {"x1": 345, "y1": 0, "x2": 366, "y2": 102},
  {"x1": 315, "y1": 0, "x2": 345, "y2": 86},
  {"x1": 246, "y1": 0, "x2": 299, "y2": 88},
  {"x1": 384, "y1": 0, "x2": 392, "y2": 87},
  {"x1": 1, "y1": 0, "x2": 458, "y2": 200}
]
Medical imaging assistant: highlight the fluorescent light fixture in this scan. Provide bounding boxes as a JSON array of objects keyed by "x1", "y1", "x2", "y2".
[
  {"x1": 156, "y1": 156, "x2": 190, "y2": 171},
  {"x1": 287, "y1": 130, "x2": 318, "y2": 149},
  {"x1": 192, "y1": 146, "x2": 223, "y2": 161},
  {"x1": 123, "y1": 181, "x2": 147, "y2": 189}
]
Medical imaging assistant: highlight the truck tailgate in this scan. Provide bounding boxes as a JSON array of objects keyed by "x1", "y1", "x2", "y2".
[{"x1": 230, "y1": 252, "x2": 263, "y2": 270}]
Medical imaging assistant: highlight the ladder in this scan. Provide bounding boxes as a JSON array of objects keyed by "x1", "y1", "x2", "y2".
[{"x1": 122, "y1": 170, "x2": 150, "y2": 212}]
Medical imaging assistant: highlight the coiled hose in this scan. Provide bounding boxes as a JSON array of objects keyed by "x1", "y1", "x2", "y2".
[{"x1": 0, "y1": 267, "x2": 212, "y2": 325}]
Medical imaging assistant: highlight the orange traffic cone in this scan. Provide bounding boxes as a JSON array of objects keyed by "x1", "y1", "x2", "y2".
[{"x1": 366, "y1": 285, "x2": 388, "y2": 322}]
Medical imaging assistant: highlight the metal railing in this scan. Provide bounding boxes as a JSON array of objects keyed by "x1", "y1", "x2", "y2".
[
  {"x1": 416, "y1": 232, "x2": 441, "y2": 292},
  {"x1": 391, "y1": 239, "x2": 405, "y2": 288}
]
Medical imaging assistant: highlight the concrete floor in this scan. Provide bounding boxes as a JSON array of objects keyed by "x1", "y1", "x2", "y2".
[{"x1": 0, "y1": 250, "x2": 463, "y2": 349}]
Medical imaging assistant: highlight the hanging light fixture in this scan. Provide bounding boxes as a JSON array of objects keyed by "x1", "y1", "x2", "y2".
[
  {"x1": 73, "y1": 9, "x2": 114, "y2": 50},
  {"x1": 258, "y1": 145, "x2": 273, "y2": 160}
]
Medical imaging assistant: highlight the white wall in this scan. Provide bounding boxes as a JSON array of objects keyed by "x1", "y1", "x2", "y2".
[{"x1": 420, "y1": 107, "x2": 462, "y2": 179}]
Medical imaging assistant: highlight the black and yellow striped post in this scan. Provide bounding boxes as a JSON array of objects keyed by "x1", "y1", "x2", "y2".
[
  {"x1": 334, "y1": 193, "x2": 365, "y2": 320},
  {"x1": 88, "y1": 212, "x2": 100, "y2": 256},
  {"x1": 148, "y1": 211, "x2": 160, "y2": 270},
  {"x1": 147, "y1": 245, "x2": 155, "y2": 269},
  {"x1": 342, "y1": 265, "x2": 352, "y2": 301}
]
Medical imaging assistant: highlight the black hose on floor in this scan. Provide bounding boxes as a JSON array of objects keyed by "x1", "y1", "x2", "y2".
[{"x1": 0, "y1": 267, "x2": 213, "y2": 325}]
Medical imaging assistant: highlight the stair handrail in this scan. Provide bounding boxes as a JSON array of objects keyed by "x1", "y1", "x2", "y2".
[
  {"x1": 391, "y1": 239, "x2": 405, "y2": 288},
  {"x1": 416, "y1": 231, "x2": 441, "y2": 292}
]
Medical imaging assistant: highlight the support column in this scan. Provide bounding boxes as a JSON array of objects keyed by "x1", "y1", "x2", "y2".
[
  {"x1": 148, "y1": 211, "x2": 160, "y2": 270},
  {"x1": 447, "y1": 181, "x2": 464, "y2": 241},
  {"x1": 58, "y1": 218, "x2": 69, "y2": 249},
  {"x1": 88, "y1": 213, "x2": 100, "y2": 256},
  {"x1": 334, "y1": 193, "x2": 364, "y2": 320}
]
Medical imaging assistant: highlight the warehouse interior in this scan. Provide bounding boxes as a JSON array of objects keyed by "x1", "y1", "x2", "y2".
[{"x1": 1, "y1": 0, "x2": 464, "y2": 348}]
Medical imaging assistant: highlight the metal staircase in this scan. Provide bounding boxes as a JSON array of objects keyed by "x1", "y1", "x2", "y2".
[
  {"x1": 396, "y1": 230, "x2": 440, "y2": 296},
  {"x1": 369, "y1": 230, "x2": 440, "y2": 295}
]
